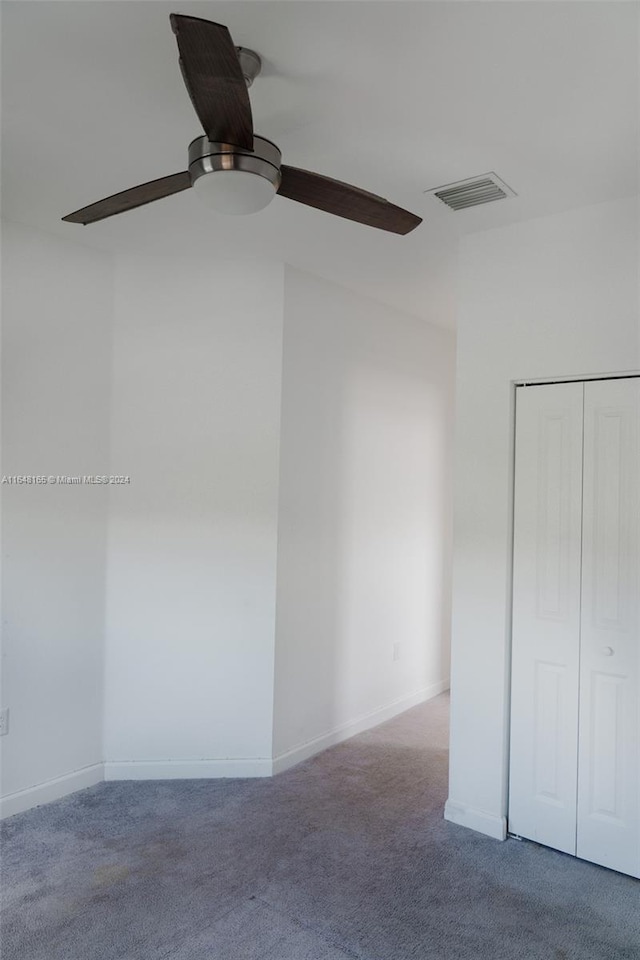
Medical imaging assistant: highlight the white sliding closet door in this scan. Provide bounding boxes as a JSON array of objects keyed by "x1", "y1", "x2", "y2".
[
  {"x1": 577, "y1": 377, "x2": 640, "y2": 878},
  {"x1": 509, "y1": 382, "x2": 584, "y2": 854}
]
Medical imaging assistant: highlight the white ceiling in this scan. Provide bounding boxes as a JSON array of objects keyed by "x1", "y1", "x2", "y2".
[{"x1": 2, "y1": 1, "x2": 638, "y2": 327}]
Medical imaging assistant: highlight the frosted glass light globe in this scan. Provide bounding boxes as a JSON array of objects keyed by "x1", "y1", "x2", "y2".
[{"x1": 193, "y1": 169, "x2": 276, "y2": 215}]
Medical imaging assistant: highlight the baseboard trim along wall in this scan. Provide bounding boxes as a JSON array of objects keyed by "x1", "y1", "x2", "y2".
[
  {"x1": 1, "y1": 688, "x2": 449, "y2": 817},
  {"x1": 273, "y1": 680, "x2": 450, "y2": 776},
  {"x1": 444, "y1": 799, "x2": 507, "y2": 841},
  {"x1": 0, "y1": 763, "x2": 105, "y2": 819},
  {"x1": 103, "y1": 758, "x2": 274, "y2": 780}
]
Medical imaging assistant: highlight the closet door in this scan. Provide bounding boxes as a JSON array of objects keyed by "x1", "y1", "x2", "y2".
[
  {"x1": 577, "y1": 377, "x2": 639, "y2": 878},
  {"x1": 509, "y1": 382, "x2": 584, "y2": 853}
]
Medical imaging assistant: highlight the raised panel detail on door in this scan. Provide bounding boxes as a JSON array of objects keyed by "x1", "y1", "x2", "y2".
[
  {"x1": 588, "y1": 672, "x2": 625, "y2": 820},
  {"x1": 577, "y1": 377, "x2": 640, "y2": 878},
  {"x1": 536, "y1": 414, "x2": 573, "y2": 621},
  {"x1": 509, "y1": 382, "x2": 584, "y2": 853},
  {"x1": 533, "y1": 662, "x2": 567, "y2": 803}
]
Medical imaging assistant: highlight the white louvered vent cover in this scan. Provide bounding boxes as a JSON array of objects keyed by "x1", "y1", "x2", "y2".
[{"x1": 425, "y1": 173, "x2": 516, "y2": 211}]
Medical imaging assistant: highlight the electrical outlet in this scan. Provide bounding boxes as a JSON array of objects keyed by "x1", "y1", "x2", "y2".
[
  {"x1": 392, "y1": 642, "x2": 401, "y2": 662},
  {"x1": 0, "y1": 708, "x2": 9, "y2": 736}
]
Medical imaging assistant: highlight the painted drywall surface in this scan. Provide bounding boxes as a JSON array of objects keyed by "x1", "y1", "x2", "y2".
[
  {"x1": 448, "y1": 197, "x2": 640, "y2": 833},
  {"x1": 105, "y1": 256, "x2": 284, "y2": 768},
  {"x1": 1, "y1": 220, "x2": 113, "y2": 800},
  {"x1": 273, "y1": 267, "x2": 455, "y2": 760}
]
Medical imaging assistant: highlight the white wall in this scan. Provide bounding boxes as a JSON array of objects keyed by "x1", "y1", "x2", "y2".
[
  {"x1": 1, "y1": 234, "x2": 457, "y2": 807},
  {"x1": 273, "y1": 267, "x2": 455, "y2": 766},
  {"x1": 447, "y1": 197, "x2": 640, "y2": 839},
  {"x1": 104, "y1": 255, "x2": 284, "y2": 776},
  {"x1": 0, "y1": 220, "x2": 113, "y2": 815}
]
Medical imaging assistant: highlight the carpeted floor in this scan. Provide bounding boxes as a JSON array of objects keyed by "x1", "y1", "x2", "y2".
[{"x1": 1, "y1": 693, "x2": 639, "y2": 960}]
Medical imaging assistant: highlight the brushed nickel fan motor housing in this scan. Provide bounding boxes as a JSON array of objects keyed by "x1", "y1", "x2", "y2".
[{"x1": 188, "y1": 135, "x2": 282, "y2": 190}]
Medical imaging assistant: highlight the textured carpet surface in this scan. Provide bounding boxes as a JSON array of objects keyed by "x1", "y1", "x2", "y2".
[{"x1": 1, "y1": 693, "x2": 639, "y2": 959}]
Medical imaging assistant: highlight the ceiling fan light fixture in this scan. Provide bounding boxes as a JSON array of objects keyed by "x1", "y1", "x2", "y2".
[
  {"x1": 62, "y1": 15, "x2": 422, "y2": 233},
  {"x1": 193, "y1": 169, "x2": 276, "y2": 214},
  {"x1": 188, "y1": 135, "x2": 281, "y2": 215}
]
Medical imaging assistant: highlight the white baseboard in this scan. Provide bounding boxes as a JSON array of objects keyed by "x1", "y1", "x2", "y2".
[
  {"x1": 0, "y1": 763, "x2": 104, "y2": 819},
  {"x1": 1, "y1": 684, "x2": 449, "y2": 814},
  {"x1": 273, "y1": 679, "x2": 449, "y2": 776},
  {"x1": 444, "y1": 798, "x2": 507, "y2": 841},
  {"x1": 104, "y1": 758, "x2": 273, "y2": 780}
]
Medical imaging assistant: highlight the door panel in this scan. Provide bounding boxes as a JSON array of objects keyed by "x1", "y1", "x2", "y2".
[
  {"x1": 509, "y1": 382, "x2": 584, "y2": 853},
  {"x1": 577, "y1": 377, "x2": 640, "y2": 878}
]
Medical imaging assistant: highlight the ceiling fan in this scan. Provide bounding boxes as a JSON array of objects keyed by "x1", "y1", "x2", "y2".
[{"x1": 62, "y1": 14, "x2": 422, "y2": 235}]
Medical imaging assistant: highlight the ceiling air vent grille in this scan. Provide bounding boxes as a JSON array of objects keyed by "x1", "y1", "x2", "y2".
[{"x1": 426, "y1": 173, "x2": 516, "y2": 211}]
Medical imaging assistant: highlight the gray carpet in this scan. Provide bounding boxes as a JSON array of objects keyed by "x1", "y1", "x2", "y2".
[{"x1": 1, "y1": 694, "x2": 639, "y2": 960}]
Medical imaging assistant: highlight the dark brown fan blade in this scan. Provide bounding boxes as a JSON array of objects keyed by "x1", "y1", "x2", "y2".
[
  {"x1": 62, "y1": 172, "x2": 192, "y2": 224},
  {"x1": 170, "y1": 14, "x2": 253, "y2": 150},
  {"x1": 277, "y1": 166, "x2": 422, "y2": 235}
]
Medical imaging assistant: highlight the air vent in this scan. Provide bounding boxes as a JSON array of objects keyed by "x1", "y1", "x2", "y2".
[{"x1": 425, "y1": 173, "x2": 516, "y2": 211}]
